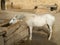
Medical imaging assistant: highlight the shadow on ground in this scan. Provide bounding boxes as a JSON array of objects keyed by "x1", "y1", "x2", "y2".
[{"x1": 17, "y1": 31, "x2": 57, "y2": 45}]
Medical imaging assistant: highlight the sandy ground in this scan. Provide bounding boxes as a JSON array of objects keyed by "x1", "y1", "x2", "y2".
[{"x1": 0, "y1": 10, "x2": 60, "y2": 45}]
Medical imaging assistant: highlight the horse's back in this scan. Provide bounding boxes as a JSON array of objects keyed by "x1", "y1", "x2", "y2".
[{"x1": 45, "y1": 14, "x2": 55, "y2": 26}]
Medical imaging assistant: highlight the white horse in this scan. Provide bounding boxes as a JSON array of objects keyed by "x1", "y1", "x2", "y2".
[{"x1": 9, "y1": 13, "x2": 55, "y2": 40}]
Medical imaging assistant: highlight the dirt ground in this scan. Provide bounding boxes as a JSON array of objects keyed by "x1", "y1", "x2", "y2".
[
  {"x1": 52, "y1": 13, "x2": 60, "y2": 45},
  {"x1": 0, "y1": 10, "x2": 60, "y2": 45}
]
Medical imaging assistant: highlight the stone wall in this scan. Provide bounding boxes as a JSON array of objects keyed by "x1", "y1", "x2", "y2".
[
  {"x1": 5, "y1": 0, "x2": 59, "y2": 9},
  {"x1": 4, "y1": 0, "x2": 60, "y2": 13}
]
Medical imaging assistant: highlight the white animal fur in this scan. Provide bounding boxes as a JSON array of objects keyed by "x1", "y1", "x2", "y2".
[{"x1": 9, "y1": 13, "x2": 55, "y2": 40}]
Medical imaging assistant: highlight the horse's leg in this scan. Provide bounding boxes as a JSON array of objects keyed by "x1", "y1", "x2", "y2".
[
  {"x1": 29, "y1": 26, "x2": 32, "y2": 40},
  {"x1": 48, "y1": 26, "x2": 52, "y2": 40}
]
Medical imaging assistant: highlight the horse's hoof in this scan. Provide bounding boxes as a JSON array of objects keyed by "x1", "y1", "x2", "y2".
[
  {"x1": 48, "y1": 37, "x2": 51, "y2": 40},
  {"x1": 29, "y1": 38, "x2": 32, "y2": 40}
]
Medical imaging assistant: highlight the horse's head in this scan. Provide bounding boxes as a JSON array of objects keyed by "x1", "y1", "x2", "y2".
[
  {"x1": 9, "y1": 15, "x2": 25, "y2": 24},
  {"x1": 9, "y1": 16, "x2": 19, "y2": 24}
]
